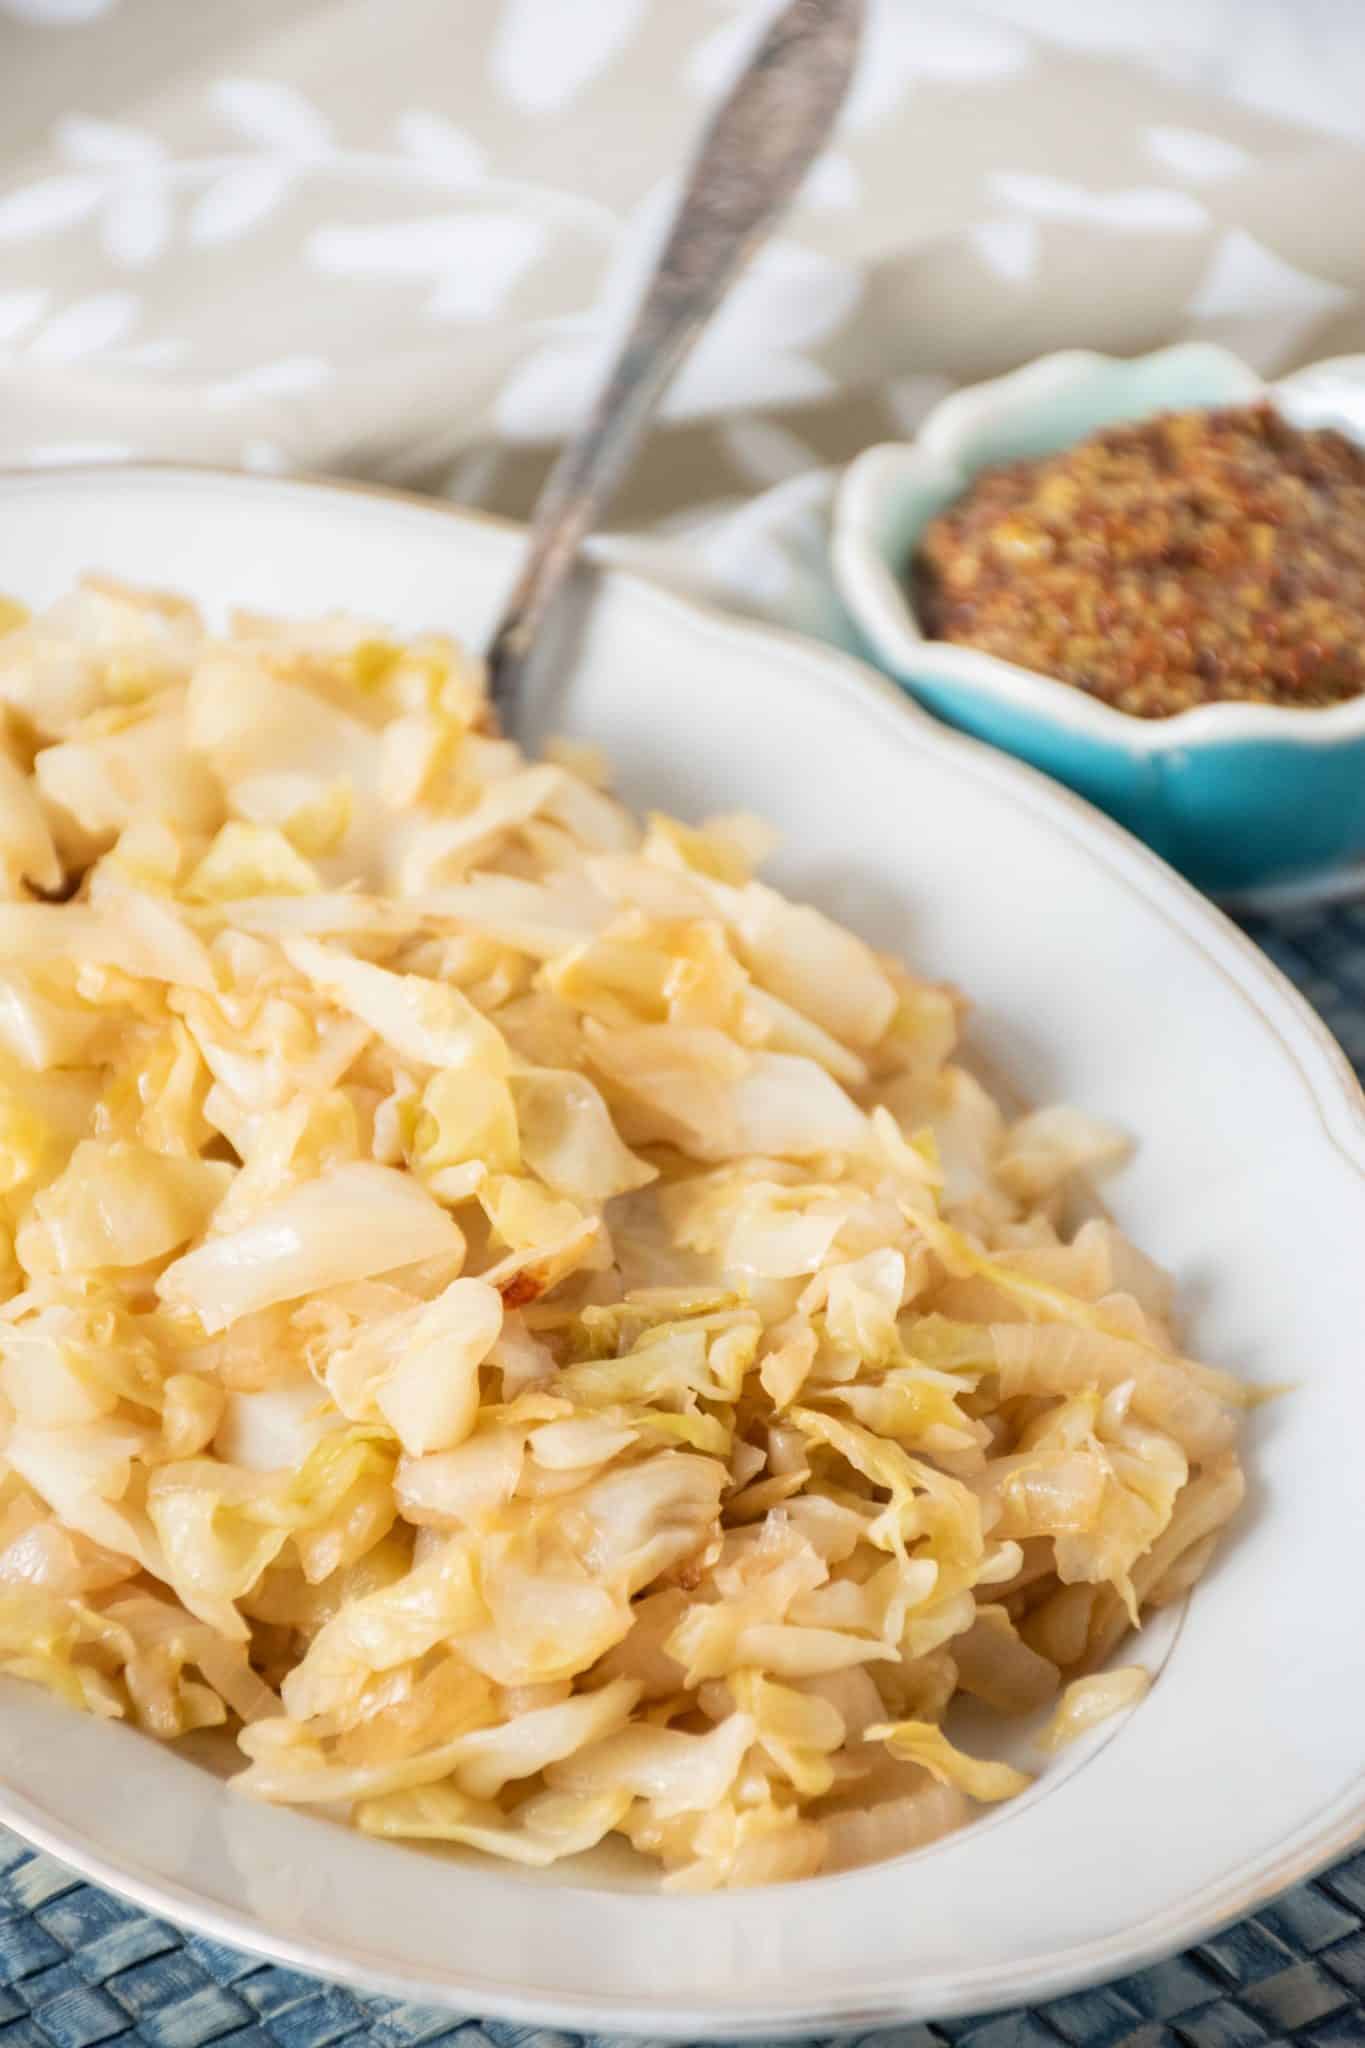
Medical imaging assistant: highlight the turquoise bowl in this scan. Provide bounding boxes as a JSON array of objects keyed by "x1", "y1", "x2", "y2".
[{"x1": 832, "y1": 345, "x2": 1365, "y2": 895}]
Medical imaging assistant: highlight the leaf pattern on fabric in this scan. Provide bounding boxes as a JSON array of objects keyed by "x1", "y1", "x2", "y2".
[
  {"x1": 988, "y1": 172, "x2": 1209, "y2": 233},
  {"x1": 190, "y1": 166, "x2": 294, "y2": 247},
  {"x1": 26, "y1": 290, "x2": 139, "y2": 362},
  {"x1": 396, "y1": 111, "x2": 488, "y2": 185},
  {"x1": 1143, "y1": 126, "x2": 1255, "y2": 182},
  {"x1": 0, "y1": 0, "x2": 1359, "y2": 525},
  {"x1": 308, "y1": 213, "x2": 549, "y2": 321},
  {"x1": 209, "y1": 79, "x2": 333, "y2": 159},
  {"x1": 490, "y1": 0, "x2": 648, "y2": 114},
  {"x1": 55, "y1": 117, "x2": 164, "y2": 167},
  {"x1": 0, "y1": 290, "x2": 50, "y2": 344},
  {"x1": 0, "y1": 176, "x2": 102, "y2": 242}
]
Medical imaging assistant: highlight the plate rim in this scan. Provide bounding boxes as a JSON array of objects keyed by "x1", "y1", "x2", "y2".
[
  {"x1": 3, "y1": 1770, "x2": 1362, "y2": 2039},
  {"x1": 0, "y1": 461, "x2": 1363, "y2": 2036}
]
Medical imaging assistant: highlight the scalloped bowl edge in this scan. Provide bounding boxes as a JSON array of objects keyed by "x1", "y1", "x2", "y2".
[{"x1": 833, "y1": 346, "x2": 1365, "y2": 892}]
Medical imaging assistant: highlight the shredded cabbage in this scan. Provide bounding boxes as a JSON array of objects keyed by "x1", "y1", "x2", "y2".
[
  {"x1": 1037, "y1": 1665, "x2": 1151, "y2": 1752},
  {"x1": 0, "y1": 579, "x2": 1249, "y2": 1888}
]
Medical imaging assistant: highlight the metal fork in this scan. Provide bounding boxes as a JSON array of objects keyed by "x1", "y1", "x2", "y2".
[{"x1": 484, "y1": 0, "x2": 864, "y2": 726}]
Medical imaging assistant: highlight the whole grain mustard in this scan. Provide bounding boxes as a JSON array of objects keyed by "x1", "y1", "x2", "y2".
[{"x1": 914, "y1": 404, "x2": 1365, "y2": 718}]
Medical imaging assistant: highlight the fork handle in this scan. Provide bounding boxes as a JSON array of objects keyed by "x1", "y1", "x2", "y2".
[{"x1": 485, "y1": 0, "x2": 864, "y2": 722}]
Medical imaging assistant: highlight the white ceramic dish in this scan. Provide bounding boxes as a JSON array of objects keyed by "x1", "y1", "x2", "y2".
[{"x1": 1, "y1": 465, "x2": 1364, "y2": 2038}]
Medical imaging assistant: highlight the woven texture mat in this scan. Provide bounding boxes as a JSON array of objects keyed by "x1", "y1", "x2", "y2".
[{"x1": 2, "y1": 900, "x2": 1363, "y2": 2048}]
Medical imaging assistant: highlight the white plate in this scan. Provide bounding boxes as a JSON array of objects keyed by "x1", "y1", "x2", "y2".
[{"x1": 1, "y1": 465, "x2": 1364, "y2": 2039}]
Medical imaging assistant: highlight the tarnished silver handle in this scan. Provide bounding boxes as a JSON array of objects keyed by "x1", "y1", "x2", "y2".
[{"x1": 486, "y1": 0, "x2": 864, "y2": 723}]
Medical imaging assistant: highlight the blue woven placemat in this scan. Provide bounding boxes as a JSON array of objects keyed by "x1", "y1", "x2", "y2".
[{"x1": 3, "y1": 898, "x2": 1364, "y2": 2048}]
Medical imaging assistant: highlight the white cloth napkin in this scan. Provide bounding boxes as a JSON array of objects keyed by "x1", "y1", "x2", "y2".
[{"x1": 2, "y1": 0, "x2": 1365, "y2": 568}]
